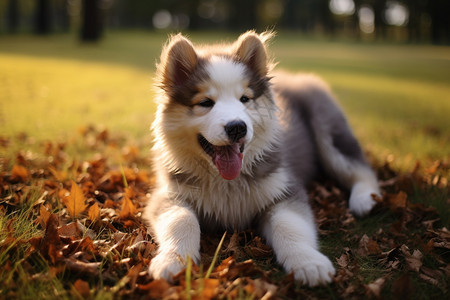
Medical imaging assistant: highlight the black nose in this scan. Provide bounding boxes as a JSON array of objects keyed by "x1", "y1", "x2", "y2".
[{"x1": 225, "y1": 120, "x2": 247, "y2": 143}]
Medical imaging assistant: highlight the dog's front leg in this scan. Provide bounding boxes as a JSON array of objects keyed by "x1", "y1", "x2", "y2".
[
  {"x1": 148, "y1": 205, "x2": 201, "y2": 281},
  {"x1": 260, "y1": 200, "x2": 336, "y2": 286}
]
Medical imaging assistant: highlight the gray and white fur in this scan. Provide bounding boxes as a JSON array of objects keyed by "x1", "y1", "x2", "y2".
[{"x1": 144, "y1": 31, "x2": 380, "y2": 286}]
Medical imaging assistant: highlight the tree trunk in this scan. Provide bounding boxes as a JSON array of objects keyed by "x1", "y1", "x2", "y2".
[
  {"x1": 35, "y1": 0, "x2": 51, "y2": 35},
  {"x1": 81, "y1": 0, "x2": 103, "y2": 42},
  {"x1": 6, "y1": 0, "x2": 19, "y2": 33}
]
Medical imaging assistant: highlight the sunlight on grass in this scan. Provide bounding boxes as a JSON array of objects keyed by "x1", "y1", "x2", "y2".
[
  {"x1": 0, "y1": 53, "x2": 155, "y2": 140},
  {"x1": 1, "y1": 31, "x2": 449, "y2": 172}
]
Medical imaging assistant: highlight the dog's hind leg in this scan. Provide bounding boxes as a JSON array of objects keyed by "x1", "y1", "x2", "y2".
[
  {"x1": 305, "y1": 77, "x2": 380, "y2": 216},
  {"x1": 274, "y1": 73, "x2": 380, "y2": 216}
]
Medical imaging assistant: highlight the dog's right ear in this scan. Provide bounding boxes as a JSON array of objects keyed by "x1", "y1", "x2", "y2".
[
  {"x1": 234, "y1": 31, "x2": 272, "y2": 77},
  {"x1": 159, "y1": 34, "x2": 198, "y2": 88}
]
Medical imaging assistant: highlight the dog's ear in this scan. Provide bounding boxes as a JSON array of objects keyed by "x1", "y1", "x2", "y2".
[
  {"x1": 234, "y1": 31, "x2": 271, "y2": 77},
  {"x1": 160, "y1": 34, "x2": 198, "y2": 88}
]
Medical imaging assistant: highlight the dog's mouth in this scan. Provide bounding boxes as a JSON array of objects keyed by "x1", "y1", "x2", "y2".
[{"x1": 198, "y1": 134, "x2": 244, "y2": 180}]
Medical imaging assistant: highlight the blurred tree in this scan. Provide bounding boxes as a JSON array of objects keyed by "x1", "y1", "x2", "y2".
[
  {"x1": 81, "y1": 0, "x2": 103, "y2": 41},
  {"x1": 427, "y1": 0, "x2": 450, "y2": 44},
  {"x1": 406, "y1": 0, "x2": 421, "y2": 43},
  {"x1": 371, "y1": 0, "x2": 387, "y2": 40},
  {"x1": 111, "y1": 0, "x2": 158, "y2": 28},
  {"x1": 6, "y1": 0, "x2": 19, "y2": 33},
  {"x1": 229, "y1": 0, "x2": 258, "y2": 30},
  {"x1": 352, "y1": 0, "x2": 362, "y2": 40},
  {"x1": 55, "y1": 0, "x2": 70, "y2": 32},
  {"x1": 318, "y1": 0, "x2": 334, "y2": 35},
  {"x1": 35, "y1": 0, "x2": 52, "y2": 34},
  {"x1": 281, "y1": 0, "x2": 318, "y2": 33}
]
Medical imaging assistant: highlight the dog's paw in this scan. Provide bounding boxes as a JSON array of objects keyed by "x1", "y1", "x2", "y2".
[
  {"x1": 148, "y1": 252, "x2": 186, "y2": 281},
  {"x1": 349, "y1": 182, "x2": 379, "y2": 217},
  {"x1": 285, "y1": 246, "x2": 336, "y2": 287}
]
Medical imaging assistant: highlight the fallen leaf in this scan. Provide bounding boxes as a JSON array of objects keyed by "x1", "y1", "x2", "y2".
[
  {"x1": 400, "y1": 245, "x2": 423, "y2": 272},
  {"x1": 138, "y1": 279, "x2": 172, "y2": 299},
  {"x1": 365, "y1": 277, "x2": 387, "y2": 298},
  {"x1": 39, "y1": 204, "x2": 51, "y2": 227},
  {"x1": 62, "y1": 181, "x2": 87, "y2": 218},
  {"x1": 357, "y1": 234, "x2": 382, "y2": 256},
  {"x1": 88, "y1": 202, "x2": 100, "y2": 221},
  {"x1": 421, "y1": 266, "x2": 444, "y2": 287},
  {"x1": 386, "y1": 191, "x2": 408, "y2": 210},
  {"x1": 336, "y1": 253, "x2": 350, "y2": 268},
  {"x1": 40, "y1": 214, "x2": 61, "y2": 264},
  {"x1": 73, "y1": 279, "x2": 90, "y2": 298},
  {"x1": 48, "y1": 166, "x2": 67, "y2": 181},
  {"x1": 119, "y1": 188, "x2": 137, "y2": 219},
  {"x1": 200, "y1": 278, "x2": 220, "y2": 299},
  {"x1": 419, "y1": 273, "x2": 441, "y2": 287},
  {"x1": 58, "y1": 222, "x2": 82, "y2": 238},
  {"x1": 249, "y1": 278, "x2": 278, "y2": 299},
  {"x1": 64, "y1": 258, "x2": 100, "y2": 277},
  {"x1": 11, "y1": 164, "x2": 29, "y2": 182},
  {"x1": 392, "y1": 273, "x2": 414, "y2": 300}
]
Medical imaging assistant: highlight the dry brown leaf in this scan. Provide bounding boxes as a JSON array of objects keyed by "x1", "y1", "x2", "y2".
[
  {"x1": 138, "y1": 279, "x2": 172, "y2": 298},
  {"x1": 39, "y1": 204, "x2": 51, "y2": 227},
  {"x1": 58, "y1": 222, "x2": 82, "y2": 238},
  {"x1": 386, "y1": 191, "x2": 408, "y2": 210},
  {"x1": 61, "y1": 181, "x2": 87, "y2": 218},
  {"x1": 336, "y1": 253, "x2": 350, "y2": 268},
  {"x1": 357, "y1": 234, "x2": 382, "y2": 256},
  {"x1": 119, "y1": 188, "x2": 137, "y2": 219},
  {"x1": 73, "y1": 279, "x2": 90, "y2": 298},
  {"x1": 41, "y1": 214, "x2": 61, "y2": 264},
  {"x1": 11, "y1": 164, "x2": 29, "y2": 182},
  {"x1": 250, "y1": 278, "x2": 278, "y2": 300},
  {"x1": 392, "y1": 273, "x2": 414, "y2": 299},
  {"x1": 400, "y1": 245, "x2": 423, "y2": 272},
  {"x1": 64, "y1": 258, "x2": 101, "y2": 277},
  {"x1": 419, "y1": 273, "x2": 441, "y2": 287},
  {"x1": 200, "y1": 278, "x2": 220, "y2": 299},
  {"x1": 365, "y1": 277, "x2": 387, "y2": 298},
  {"x1": 88, "y1": 202, "x2": 100, "y2": 221},
  {"x1": 48, "y1": 166, "x2": 67, "y2": 181}
]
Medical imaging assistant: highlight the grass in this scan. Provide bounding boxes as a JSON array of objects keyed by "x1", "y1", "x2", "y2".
[{"x1": 1, "y1": 31, "x2": 449, "y2": 170}]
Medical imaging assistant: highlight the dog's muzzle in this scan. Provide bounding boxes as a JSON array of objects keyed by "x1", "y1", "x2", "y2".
[{"x1": 198, "y1": 128, "x2": 245, "y2": 180}]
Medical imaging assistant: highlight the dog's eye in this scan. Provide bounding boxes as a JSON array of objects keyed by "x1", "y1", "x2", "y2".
[
  {"x1": 240, "y1": 96, "x2": 250, "y2": 103},
  {"x1": 198, "y1": 98, "x2": 215, "y2": 108}
]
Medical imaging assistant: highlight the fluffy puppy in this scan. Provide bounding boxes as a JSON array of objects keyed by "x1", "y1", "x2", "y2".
[{"x1": 144, "y1": 31, "x2": 380, "y2": 286}]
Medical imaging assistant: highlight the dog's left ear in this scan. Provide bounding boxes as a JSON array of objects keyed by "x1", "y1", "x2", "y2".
[{"x1": 234, "y1": 31, "x2": 271, "y2": 77}]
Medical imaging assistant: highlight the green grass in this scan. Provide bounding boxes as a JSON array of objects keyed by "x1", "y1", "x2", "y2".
[{"x1": 1, "y1": 31, "x2": 449, "y2": 171}]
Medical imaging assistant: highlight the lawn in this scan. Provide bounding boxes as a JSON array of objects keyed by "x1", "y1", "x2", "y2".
[
  {"x1": 0, "y1": 31, "x2": 449, "y2": 298},
  {"x1": 1, "y1": 31, "x2": 448, "y2": 169}
]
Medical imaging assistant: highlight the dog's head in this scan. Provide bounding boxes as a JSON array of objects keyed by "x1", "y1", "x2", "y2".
[{"x1": 154, "y1": 31, "x2": 278, "y2": 180}]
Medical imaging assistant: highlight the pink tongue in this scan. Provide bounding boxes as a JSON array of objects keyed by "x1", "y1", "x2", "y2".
[{"x1": 214, "y1": 144, "x2": 243, "y2": 180}]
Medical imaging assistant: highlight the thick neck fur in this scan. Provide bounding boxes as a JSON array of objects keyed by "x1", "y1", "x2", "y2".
[{"x1": 151, "y1": 92, "x2": 289, "y2": 230}]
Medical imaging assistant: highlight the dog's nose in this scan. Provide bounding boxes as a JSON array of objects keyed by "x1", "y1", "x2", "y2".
[{"x1": 225, "y1": 120, "x2": 247, "y2": 143}]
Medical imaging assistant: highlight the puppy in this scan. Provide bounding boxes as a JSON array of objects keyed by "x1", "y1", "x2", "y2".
[{"x1": 144, "y1": 31, "x2": 380, "y2": 286}]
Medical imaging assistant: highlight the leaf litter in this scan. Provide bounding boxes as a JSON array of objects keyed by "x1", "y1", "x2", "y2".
[{"x1": 0, "y1": 126, "x2": 449, "y2": 299}]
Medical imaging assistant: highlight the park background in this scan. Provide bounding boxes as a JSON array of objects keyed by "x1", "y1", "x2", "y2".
[
  {"x1": 0, "y1": 0, "x2": 449, "y2": 299},
  {"x1": 1, "y1": 0, "x2": 449, "y2": 169}
]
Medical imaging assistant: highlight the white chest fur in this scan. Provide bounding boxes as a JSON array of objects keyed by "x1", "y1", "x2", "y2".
[{"x1": 170, "y1": 167, "x2": 291, "y2": 230}]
